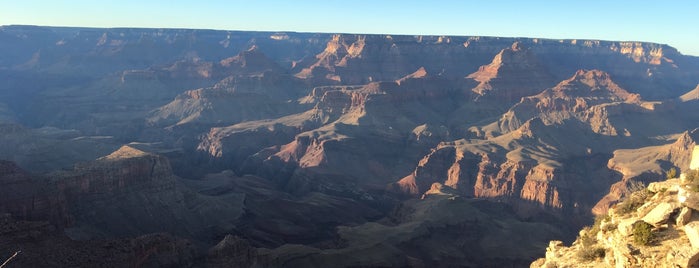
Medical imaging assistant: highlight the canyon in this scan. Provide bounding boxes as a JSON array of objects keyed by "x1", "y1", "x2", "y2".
[{"x1": 1, "y1": 25, "x2": 699, "y2": 267}]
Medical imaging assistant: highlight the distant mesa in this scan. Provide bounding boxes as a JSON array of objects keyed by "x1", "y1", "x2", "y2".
[
  {"x1": 219, "y1": 45, "x2": 282, "y2": 74},
  {"x1": 467, "y1": 41, "x2": 555, "y2": 102},
  {"x1": 549, "y1": 69, "x2": 641, "y2": 103}
]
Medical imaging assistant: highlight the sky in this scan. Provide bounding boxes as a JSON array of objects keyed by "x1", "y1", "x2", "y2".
[{"x1": 1, "y1": 0, "x2": 697, "y2": 56}]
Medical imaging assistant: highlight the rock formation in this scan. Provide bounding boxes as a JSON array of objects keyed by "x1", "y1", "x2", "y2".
[
  {"x1": 2, "y1": 26, "x2": 699, "y2": 267},
  {"x1": 532, "y1": 156, "x2": 699, "y2": 268},
  {"x1": 467, "y1": 42, "x2": 556, "y2": 103}
]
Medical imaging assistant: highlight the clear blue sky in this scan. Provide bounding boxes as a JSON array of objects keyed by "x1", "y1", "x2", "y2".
[{"x1": 1, "y1": 0, "x2": 697, "y2": 56}]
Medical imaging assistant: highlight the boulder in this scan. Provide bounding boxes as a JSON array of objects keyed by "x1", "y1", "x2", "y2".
[
  {"x1": 684, "y1": 222, "x2": 699, "y2": 249},
  {"x1": 611, "y1": 243, "x2": 634, "y2": 268},
  {"x1": 544, "y1": 240, "x2": 564, "y2": 260},
  {"x1": 671, "y1": 249, "x2": 699, "y2": 268},
  {"x1": 677, "y1": 207, "x2": 693, "y2": 227},
  {"x1": 688, "y1": 250, "x2": 699, "y2": 268},
  {"x1": 680, "y1": 188, "x2": 699, "y2": 211},
  {"x1": 641, "y1": 202, "x2": 680, "y2": 226},
  {"x1": 648, "y1": 179, "x2": 679, "y2": 193}
]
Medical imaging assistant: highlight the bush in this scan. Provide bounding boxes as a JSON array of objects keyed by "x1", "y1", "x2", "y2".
[
  {"x1": 632, "y1": 221, "x2": 653, "y2": 246},
  {"x1": 687, "y1": 169, "x2": 699, "y2": 182},
  {"x1": 579, "y1": 227, "x2": 595, "y2": 248},
  {"x1": 685, "y1": 169, "x2": 699, "y2": 192},
  {"x1": 577, "y1": 246, "x2": 606, "y2": 261},
  {"x1": 589, "y1": 214, "x2": 610, "y2": 235},
  {"x1": 666, "y1": 168, "x2": 677, "y2": 180},
  {"x1": 576, "y1": 225, "x2": 606, "y2": 261},
  {"x1": 616, "y1": 182, "x2": 651, "y2": 214}
]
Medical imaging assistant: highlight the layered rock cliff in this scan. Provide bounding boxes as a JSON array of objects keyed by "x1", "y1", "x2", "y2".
[
  {"x1": 467, "y1": 42, "x2": 556, "y2": 102},
  {"x1": 48, "y1": 145, "x2": 245, "y2": 240}
]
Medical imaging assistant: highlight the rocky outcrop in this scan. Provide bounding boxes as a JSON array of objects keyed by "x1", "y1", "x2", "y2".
[
  {"x1": 467, "y1": 42, "x2": 556, "y2": 102},
  {"x1": 532, "y1": 161, "x2": 699, "y2": 268},
  {"x1": 391, "y1": 142, "x2": 572, "y2": 216}
]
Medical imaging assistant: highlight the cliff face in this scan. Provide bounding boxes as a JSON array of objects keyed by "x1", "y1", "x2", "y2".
[
  {"x1": 389, "y1": 70, "x2": 655, "y2": 219},
  {"x1": 0, "y1": 160, "x2": 61, "y2": 221},
  {"x1": 467, "y1": 42, "x2": 556, "y2": 103},
  {"x1": 0, "y1": 145, "x2": 245, "y2": 243},
  {"x1": 47, "y1": 145, "x2": 245, "y2": 239}
]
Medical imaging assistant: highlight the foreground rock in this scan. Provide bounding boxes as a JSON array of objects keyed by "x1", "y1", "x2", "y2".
[{"x1": 532, "y1": 175, "x2": 699, "y2": 268}]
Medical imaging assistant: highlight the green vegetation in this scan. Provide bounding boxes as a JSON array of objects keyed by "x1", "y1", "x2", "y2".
[
  {"x1": 685, "y1": 169, "x2": 699, "y2": 192},
  {"x1": 616, "y1": 181, "x2": 651, "y2": 214},
  {"x1": 576, "y1": 215, "x2": 609, "y2": 261},
  {"x1": 577, "y1": 228, "x2": 606, "y2": 261},
  {"x1": 632, "y1": 221, "x2": 653, "y2": 246},
  {"x1": 577, "y1": 245, "x2": 606, "y2": 261},
  {"x1": 666, "y1": 168, "x2": 677, "y2": 180},
  {"x1": 588, "y1": 214, "x2": 611, "y2": 236}
]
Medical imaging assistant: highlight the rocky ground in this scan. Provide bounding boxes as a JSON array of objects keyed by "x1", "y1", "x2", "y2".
[{"x1": 532, "y1": 166, "x2": 699, "y2": 267}]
